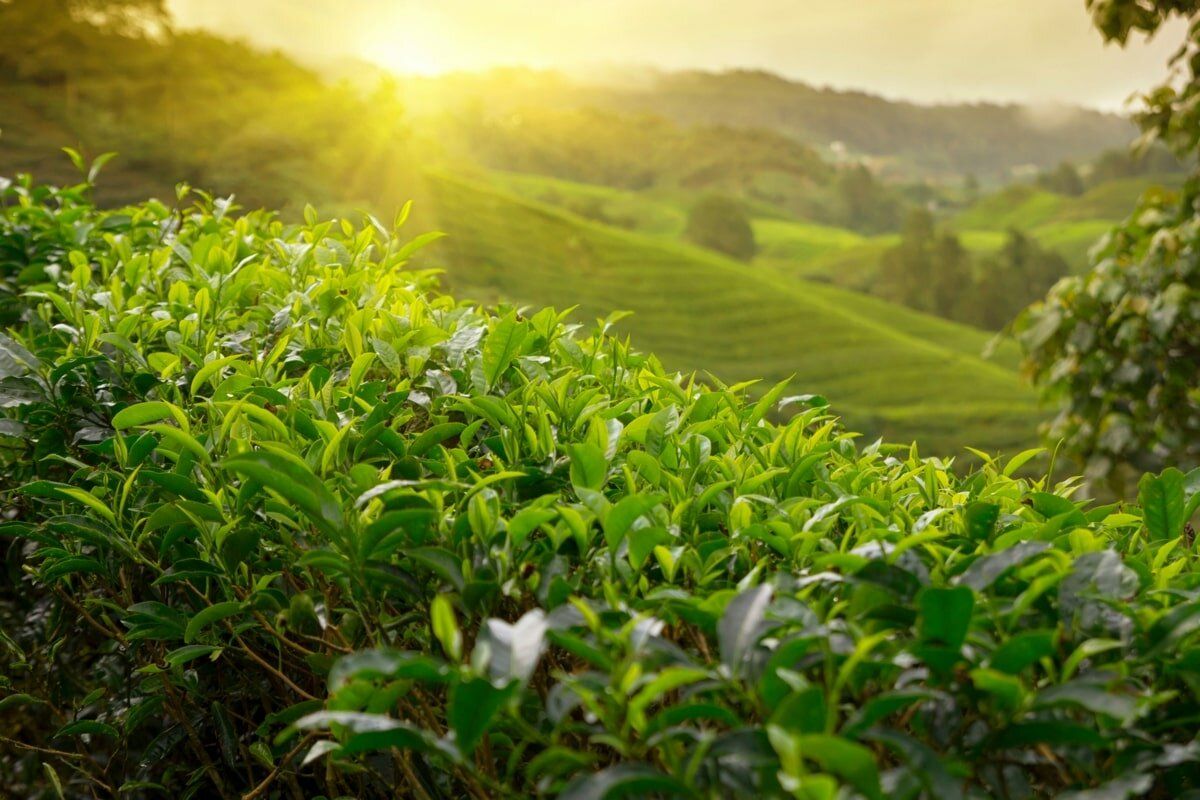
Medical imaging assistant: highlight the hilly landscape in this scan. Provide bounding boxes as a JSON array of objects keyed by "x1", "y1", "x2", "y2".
[
  {"x1": 10, "y1": 3, "x2": 1200, "y2": 799},
  {"x1": 391, "y1": 67, "x2": 1138, "y2": 180},
  {"x1": 420, "y1": 170, "x2": 1038, "y2": 453},
  {"x1": 0, "y1": 6, "x2": 1181, "y2": 457}
]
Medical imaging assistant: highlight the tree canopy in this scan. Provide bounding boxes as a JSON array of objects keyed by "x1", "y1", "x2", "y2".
[
  {"x1": 1017, "y1": 0, "x2": 1200, "y2": 492},
  {"x1": 685, "y1": 195, "x2": 758, "y2": 261}
]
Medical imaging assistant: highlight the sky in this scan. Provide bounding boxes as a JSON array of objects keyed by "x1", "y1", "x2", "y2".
[{"x1": 168, "y1": 0, "x2": 1186, "y2": 110}]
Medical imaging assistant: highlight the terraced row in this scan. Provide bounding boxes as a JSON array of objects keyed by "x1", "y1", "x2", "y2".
[{"x1": 420, "y1": 171, "x2": 1041, "y2": 454}]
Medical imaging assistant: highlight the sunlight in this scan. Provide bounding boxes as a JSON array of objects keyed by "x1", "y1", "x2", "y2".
[
  {"x1": 360, "y1": 37, "x2": 444, "y2": 76},
  {"x1": 357, "y1": 10, "x2": 451, "y2": 76},
  {"x1": 7, "y1": 2, "x2": 1200, "y2": 797}
]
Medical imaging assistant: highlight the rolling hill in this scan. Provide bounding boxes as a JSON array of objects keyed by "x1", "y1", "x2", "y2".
[
  {"x1": 418, "y1": 170, "x2": 1041, "y2": 455},
  {"x1": 395, "y1": 68, "x2": 1136, "y2": 181},
  {"x1": 751, "y1": 173, "x2": 1180, "y2": 291},
  {"x1": 479, "y1": 166, "x2": 1173, "y2": 300}
]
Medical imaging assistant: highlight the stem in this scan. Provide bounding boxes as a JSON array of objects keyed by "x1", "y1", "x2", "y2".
[{"x1": 241, "y1": 733, "x2": 315, "y2": 800}]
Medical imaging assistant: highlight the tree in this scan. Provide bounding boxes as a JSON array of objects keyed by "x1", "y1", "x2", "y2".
[
  {"x1": 1086, "y1": 144, "x2": 1185, "y2": 187},
  {"x1": 1037, "y1": 161, "x2": 1085, "y2": 196},
  {"x1": 878, "y1": 209, "x2": 934, "y2": 312},
  {"x1": 972, "y1": 230, "x2": 1068, "y2": 330},
  {"x1": 0, "y1": 1, "x2": 167, "y2": 81},
  {"x1": 880, "y1": 212, "x2": 1068, "y2": 330},
  {"x1": 963, "y1": 173, "x2": 981, "y2": 205},
  {"x1": 834, "y1": 164, "x2": 902, "y2": 233},
  {"x1": 877, "y1": 209, "x2": 972, "y2": 319},
  {"x1": 685, "y1": 195, "x2": 757, "y2": 261},
  {"x1": 1015, "y1": 0, "x2": 1200, "y2": 493}
]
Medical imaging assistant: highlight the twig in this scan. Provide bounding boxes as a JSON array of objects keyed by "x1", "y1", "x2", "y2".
[
  {"x1": 0, "y1": 734, "x2": 84, "y2": 760},
  {"x1": 54, "y1": 587, "x2": 127, "y2": 645},
  {"x1": 231, "y1": 630, "x2": 318, "y2": 701},
  {"x1": 241, "y1": 733, "x2": 316, "y2": 800}
]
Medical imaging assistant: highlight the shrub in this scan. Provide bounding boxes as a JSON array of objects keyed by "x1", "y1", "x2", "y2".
[
  {"x1": 1016, "y1": 0, "x2": 1200, "y2": 493},
  {"x1": 1014, "y1": 182, "x2": 1200, "y2": 494},
  {"x1": 4, "y1": 174, "x2": 1200, "y2": 798},
  {"x1": 685, "y1": 195, "x2": 757, "y2": 261}
]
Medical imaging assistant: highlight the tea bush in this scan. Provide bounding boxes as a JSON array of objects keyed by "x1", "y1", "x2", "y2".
[{"x1": 4, "y1": 173, "x2": 1200, "y2": 799}]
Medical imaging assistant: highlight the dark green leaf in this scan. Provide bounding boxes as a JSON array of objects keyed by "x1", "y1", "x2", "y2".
[
  {"x1": 223, "y1": 449, "x2": 343, "y2": 536},
  {"x1": 449, "y1": 677, "x2": 519, "y2": 755}
]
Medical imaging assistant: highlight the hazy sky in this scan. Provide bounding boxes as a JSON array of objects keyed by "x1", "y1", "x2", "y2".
[{"x1": 168, "y1": 0, "x2": 1185, "y2": 110}]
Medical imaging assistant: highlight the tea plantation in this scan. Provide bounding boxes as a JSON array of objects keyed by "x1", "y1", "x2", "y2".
[
  {"x1": 4, "y1": 175, "x2": 1200, "y2": 798},
  {"x1": 422, "y1": 172, "x2": 1040, "y2": 456}
]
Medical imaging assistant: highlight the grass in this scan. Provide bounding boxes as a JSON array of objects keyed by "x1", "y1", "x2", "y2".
[
  {"x1": 486, "y1": 170, "x2": 688, "y2": 237},
  {"x1": 753, "y1": 218, "x2": 867, "y2": 262},
  {"x1": 768, "y1": 178, "x2": 1173, "y2": 290},
  {"x1": 480, "y1": 169, "x2": 1163, "y2": 296},
  {"x1": 952, "y1": 176, "x2": 1176, "y2": 232},
  {"x1": 419, "y1": 170, "x2": 1040, "y2": 455}
]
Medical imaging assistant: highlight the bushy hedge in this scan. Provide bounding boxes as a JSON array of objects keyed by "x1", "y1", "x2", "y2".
[{"x1": 4, "y1": 174, "x2": 1200, "y2": 799}]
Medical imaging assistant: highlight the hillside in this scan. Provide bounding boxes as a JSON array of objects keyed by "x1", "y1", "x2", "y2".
[
  {"x1": 479, "y1": 165, "x2": 1173, "y2": 301},
  {"x1": 754, "y1": 172, "x2": 1180, "y2": 291},
  {"x1": 0, "y1": 63, "x2": 1046, "y2": 457},
  {"x1": 396, "y1": 68, "x2": 1136, "y2": 180},
  {"x1": 952, "y1": 175, "x2": 1183, "y2": 231},
  {"x1": 419, "y1": 171, "x2": 1040, "y2": 454},
  {"x1": 4, "y1": 8, "x2": 1144, "y2": 460}
]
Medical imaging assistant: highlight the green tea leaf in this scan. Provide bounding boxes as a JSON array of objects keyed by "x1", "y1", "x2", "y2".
[
  {"x1": 430, "y1": 595, "x2": 462, "y2": 662},
  {"x1": 918, "y1": 586, "x2": 974, "y2": 650},
  {"x1": 450, "y1": 677, "x2": 518, "y2": 756},
  {"x1": 223, "y1": 449, "x2": 343, "y2": 536},
  {"x1": 793, "y1": 734, "x2": 882, "y2": 800},
  {"x1": 718, "y1": 584, "x2": 773, "y2": 673},
  {"x1": 1139, "y1": 468, "x2": 1187, "y2": 540},
  {"x1": 112, "y1": 401, "x2": 188, "y2": 431},
  {"x1": 559, "y1": 764, "x2": 691, "y2": 800},
  {"x1": 483, "y1": 313, "x2": 528, "y2": 387},
  {"x1": 568, "y1": 443, "x2": 608, "y2": 491},
  {"x1": 184, "y1": 601, "x2": 245, "y2": 644}
]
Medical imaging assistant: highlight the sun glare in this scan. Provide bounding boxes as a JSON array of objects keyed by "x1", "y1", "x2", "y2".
[{"x1": 357, "y1": 11, "x2": 451, "y2": 76}]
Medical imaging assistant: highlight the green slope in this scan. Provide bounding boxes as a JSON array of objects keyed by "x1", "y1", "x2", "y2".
[
  {"x1": 486, "y1": 170, "x2": 688, "y2": 237},
  {"x1": 952, "y1": 176, "x2": 1177, "y2": 231},
  {"x1": 766, "y1": 177, "x2": 1179, "y2": 290},
  {"x1": 754, "y1": 218, "x2": 868, "y2": 262},
  {"x1": 420, "y1": 171, "x2": 1039, "y2": 455}
]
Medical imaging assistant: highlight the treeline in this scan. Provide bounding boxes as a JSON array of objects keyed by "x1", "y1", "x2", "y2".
[
  {"x1": 1035, "y1": 146, "x2": 1186, "y2": 196},
  {"x1": 607, "y1": 70, "x2": 1134, "y2": 180},
  {"x1": 0, "y1": 1, "x2": 917, "y2": 236},
  {"x1": 397, "y1": 68, "x2": 1136, "y2": 180},
  {"x1": 0, "y1": 0, "x2": 423, "y2": 215},
  {"x1": 878, "y1": 209, "x2": 1068, "y2": 330},
  {"x1": 442, "y1": 105, "x2": 908, "y2": 233}
]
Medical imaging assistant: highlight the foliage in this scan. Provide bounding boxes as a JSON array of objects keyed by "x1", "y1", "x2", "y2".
[
  {"x1": 5, "y1": 173, "x2": 1200, "y2": 798},
  {"x1": 423, "y1": 68, "x2": 1133, "y2": 182},
  {"x1": 877, "y1": 210, "x2": 970, "y2": 320},
  {"x1": 1015, "y1": 183, "x2": 1197, "y2": 492},
  {"x1": 426, "y1": 172, "x2": 1040, "y2": 455},
  {"x1": 1086, "y1": 0, "x2": 1200, "y2": 156},
  {"x1": 685, "y1": 195, "x2": 758, "y2": 261},
  {"x1": 1036, "y1": 162, "x2": 1085, "y2": 197},
  {"x1": 970, "y1": 231, "x2": 1069, "y2": 331},
  {"x1": 0, "y1": 0, "x2": 167, "y2": 82},
  {"x1": 877, "y1": 210, "x2": 1067, "y2": 331},
  {"x1": 1018, "y1": 1, "x2": 1200, "y2": 491}
]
